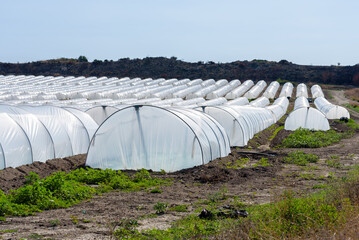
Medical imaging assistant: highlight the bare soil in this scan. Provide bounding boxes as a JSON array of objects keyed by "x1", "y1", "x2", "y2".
[{"x1": 1, "y1": 89, "x2": 359, "y2": 240}]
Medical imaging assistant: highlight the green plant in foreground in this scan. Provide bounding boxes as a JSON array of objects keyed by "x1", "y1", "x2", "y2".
[
  {"x1": 299, "y1": 173, "x2": 317, "y2": 180},
  {"x1": 0, "y1": 229, "x2": 18, "y2": 233},
  {"x1": 269, "y1": 126, "x2": 284, "y2": 141},
  {"x1": 326, "y1": 159, "x2": 342, "y2": 168},
  {"x1": 0, "y1": 169, "x2": 170, "y2": 218},
  {"x1": 313, "y1": 184, "x2": 328, "y2": 189},
  {"x1": 154, "y1": 202, "x2": 168, "y2": 214},
  {"x1": 283, "y1": 150, "x2": 319, "y2": 166},
  {"x1": 150, "y1": 188, "x2": 162, "y2": 194},
  {"x1": 281, "y1": 128, "x2": 349, "y2": 148},
  {"x1": 254, "y1": 157, "x2": 271, "y2": 167},
  {"x1": 71, "y1": 215, "x2": 79, "y2": 224},
  {"x1": 109, "y1": 166, "x2": 359, "y2": 239},
  {"x1": 169, "y1": 204, "x2": 188, "y2": 212},
  {"x1": 113, "y1": 219, "x2": 139, "y2": 239},
  {"x1": 224, "y1": 158, "x2": 250, "y2": 169},
  {"x1": 49, "y1": 219, "x2": 60, "y2": 227}
]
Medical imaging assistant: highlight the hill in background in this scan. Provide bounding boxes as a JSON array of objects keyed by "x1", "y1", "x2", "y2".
[{"x1": 1, "y1": 57, "x2": 359, "y2": 86}]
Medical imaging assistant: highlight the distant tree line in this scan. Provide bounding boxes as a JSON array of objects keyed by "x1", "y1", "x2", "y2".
[{"x1": 1, "y1": 57, "x2": 359, "y2": 86}]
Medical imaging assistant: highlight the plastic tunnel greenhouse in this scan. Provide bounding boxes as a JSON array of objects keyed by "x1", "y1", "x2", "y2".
[
  {"x1": 279, "y1": 82, "x2": 294, "y2": 98},
  {"x1": 314, "y1": 97, "x2": 350, "y2": 119},
  {"x1": 86, "y1": 105, "x2": 230, "y2": 172},
  {"x1": 311, "y1": 85, "x2": 325, "y2": 99},
  {"x1": 0, "y1": 104, "x2": 98, "y2": 169},
  {"x1": 284, "y1": 97, "x2": 329, "y2": 131},
  {"x1": 243, "y1": 80, "x2": 267, "y2": 99},
  {"x1": 200, "y1": 105, "x2": 275, "y2": 147}
]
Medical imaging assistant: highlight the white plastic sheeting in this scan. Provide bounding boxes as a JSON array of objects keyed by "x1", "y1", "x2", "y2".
[
  {"x1": 215, "y1": 79, "x2": 229, "y2": 87},
  {"x1": 201, "y1": 105, "x2": 276, "y2": 147},
  {"x1": 249, "y1": 97, "x2": 270, "y2": 108},
  {"x1": 293, "y1": 96, "x2": 310, "y2": 110},
  {"x1": 186, "y1": 85, "x2": 218, "y2": 99},
  {"x1": 244, "y1": 80, "x2": 267, "y2": 99},
  {"x1": 0, "y1": 105, "x2": 55, "y2": 165},
  {"x1": 225, "y1": 80, "x2": 254, "y2": 100},
  {"x1": 262, "y1": 81, "x2": 280, "y2": 99},
  {"x1": 19, "y1": 105, "x2": 93, "y2": 156},
  {"x1": 296, "y1": 83, "x2": 308, "y2": 98},
  {"x1": 86, "y1": 105, "x2": 230, "y2": 172},
  {"x1": 265, "y1": 97, "x2": 289, "y2": 122},
  {"x1": 152, "y1": 85, "x2": 187, "y2": 99},
  {"x1": 314, "y1": 97, "x2": 350, "y2": 119},
  {"x1": 311, "y1": 85, "x2": 325, "y2": 99},
  {"x1": 285, "y1": 97, "x2": 329, "y2": 131},
  {"x1": 198, "y1": 97, "x2": 227, "y2": 107},
  {"x1": 273, "y1": 97, "x2": 290, "y2": 112},
  {"x1": 225, "y1": 97, "x2": 249, "y2": 106},
  {"x1": 0, "y1": 112, "x2": 32, "y2": 169},
  {"x1": 173, "y1": 79, "x2": 190, "y2": 86},
  {"x1": 186, "y1": 79, "x2": 203, "y2": 86},
  {"x1": 279, "y1": 82, "x2": 294, "y2": 98},
  {"x1": 172, "y1": 85, "x2": 203, "y2": 98},
  {"x1": 0, "y1": 104, "x2": 98, "y2": 169},
  {"x1": 201, "y1": 79, "x2": 216, "y2": 87},
  {"x1": 86, "y1": 105, "x2": 127, "y2": 125},
  {"x1": 206, "y1": 80, "x2": 241, "y2": 99},
  {"x1": 172, "y1": 98, "x2": 206, "y2": 107}
]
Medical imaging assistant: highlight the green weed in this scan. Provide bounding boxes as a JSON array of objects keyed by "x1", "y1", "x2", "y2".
[
  {"x1": 49, "y1": 219, "x2": 60, "y2": 227},
  {"x1": 154, "y1": 202, "x2": 168, "y2": 214},
  {"x1": 282, "y1": 128, "x2": 348, "y2": 148},
  {"x1": 269, "y1": 126, "x2": 284, "y2": 141},
  {"x1": 0, "y1": 169, "x2": 170, "y2": 218},
  {"x1": 313, "y1": 184, "x2": 328, "y2": 189},
  {"x1": 169, "y1": 204, "x2": 188, "y2": 212},
  {"x1": 113, "y1": 219, "x2": 139, "y2": 239},
  {"x1": 0, "y1": 229, "x2": 18, "y2": 233},
  {"x1": 326, "y1": 159, "x2": 342, "y2": 168},
  {"x1": 224, "y1": 158, "x2": 250, "y2": 169},
  {"x1": 150, "y1": 188, "x2": 162, "y2": 194},
  {"x1": 253, "y1": 157, "x2": 271, "y2": 167},
  {"x1": 283, "y1": 151, "x2": 319, "y2": 166}
]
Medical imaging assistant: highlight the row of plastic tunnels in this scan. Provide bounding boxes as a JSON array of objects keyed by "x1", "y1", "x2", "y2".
[{"x1": 0, "y1": 75, "x2": 351, "y2": 172}]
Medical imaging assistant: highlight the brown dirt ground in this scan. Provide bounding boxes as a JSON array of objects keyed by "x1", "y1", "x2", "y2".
[{"x1": 1, "y1": 90, "x2": 359, "y2": 239}]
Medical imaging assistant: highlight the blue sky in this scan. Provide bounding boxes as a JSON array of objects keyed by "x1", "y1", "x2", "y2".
[{"x1": 1, "y1": 0, "x2": 358, "y2": 65}]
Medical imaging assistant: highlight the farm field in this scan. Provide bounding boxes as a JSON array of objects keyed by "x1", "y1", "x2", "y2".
[{"x1": 1, "y1": 87, "x2": 359, "y2": 239}]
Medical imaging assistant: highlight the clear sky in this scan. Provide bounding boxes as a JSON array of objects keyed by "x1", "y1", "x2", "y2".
[{"x1": 1, "y1": 0, "x2": 358, "y2": 66}]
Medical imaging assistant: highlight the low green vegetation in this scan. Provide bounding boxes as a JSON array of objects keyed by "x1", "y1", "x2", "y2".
[
  {"x1": 253, "y1": 157, "x2": 271, "y2": 167},
  {"x1": 276, "y1": 78, "x2": 290, "y2": 85},
  {"x1": 344, "y1": 118, "x2": 359, "y2": 130},
  {"x1": 282, "y1": 120, "x2": 359, "y2": 148},
  {"x1": 111, "y1": 167, "x2": 359, "y2": 239},
  {"x1": 282, "y1": 128, "x2": 350, "y2": 148},
  {"x1": 283, "y1": 150, "x2": 319, "y2": 166},
  {"x1": 344, "y1": 103, "x2": 359, "y2": 113},
  {"x1": 0, "y1": 229, "x2": 18, "y2": 233},
  {"x1": 169, "y1": 204, "x2": 188, "y2": 212},
  {"x1": 149, "y1": 188, "x2": 162, "y2": 194},
  {"x1": 269, "y1": 125, "x2": 284, "y2": 141},
  {"x1": 326, "y1": 159, "x2": 342, "y2": 168},
  {"x1": 154, "y1": 202, "x2": 168, "y2": 214},
  {"x1": 0, "y1": 168, "x2": 170, "y2": 218},
  {"x1": 224, "y1": 158, "x2": 249, "y2": 169},
  {"x1": 49, "y1": 219, "x2": 60, "y2": 227}
]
